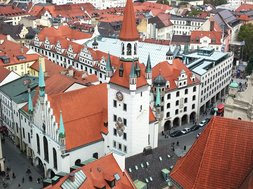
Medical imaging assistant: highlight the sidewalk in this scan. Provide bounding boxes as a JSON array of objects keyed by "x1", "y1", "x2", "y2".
[{"x1": 1, "y1": 137, "x2": 43, "y2": 189}]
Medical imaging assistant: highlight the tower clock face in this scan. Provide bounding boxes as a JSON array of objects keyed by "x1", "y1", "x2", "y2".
[{"x1": 116, "y1": 91, "x2": 124, "y2": 101}]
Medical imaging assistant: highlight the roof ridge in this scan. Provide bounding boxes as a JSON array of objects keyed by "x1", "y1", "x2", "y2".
[{"x1": 192, "y1": 117, "x2": 216, "y2": 189}]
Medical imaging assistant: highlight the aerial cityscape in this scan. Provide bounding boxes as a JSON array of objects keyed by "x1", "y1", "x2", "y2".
[{"x1": 0, "y1": 0, "x2": 252, "y2": 188}]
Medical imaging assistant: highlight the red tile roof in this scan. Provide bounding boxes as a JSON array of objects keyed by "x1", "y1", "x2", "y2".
[
  {"x1": 110, "y1": 61, "x2": 147, "y2": 89},
  {"x1": 48, "y1": 84, "x2": 108, "y2": 150},
  {"x1": 152, "y1": 59, "x2": 199, "y2": 90},
  {"x1": 190, "y1": 30, "x2": 222, "y2": 45},
  {"x1": 236, "y1": 4, "x2": 253, "y2": 12},
  {"x1": 38, "y1": 25, "x2": 92, "y2": 41},
  {"x1": 46, "y1": 154, "x2": 135, "y2": 189},
  {"x1": 0, "y1": 5, "x2": 26, "y2": 17},
  {"x1": 0, "y1": 67, "x2": 11, "y2": 82},
  {"x1": 170, "y1": 116, "x2": 253, "y2": 189},
  {"x1": 119, "y1": 0, "x2": 139, "y2": 41}
]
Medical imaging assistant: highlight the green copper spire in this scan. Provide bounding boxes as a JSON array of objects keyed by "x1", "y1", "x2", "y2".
[
  {"x1": 28, "y1": 91, "x2": 33, "y2": 113},
  {"x1": 183, "y1": 44, "x2": 189, "y2": 54},
  {"x1": 130, "y1": 60, "x2": 137, "y2": 78},
  {"x1": 59, "y1": 111, "x2": 65, "y2": 138},
  {"x1": 155, "y1": 87, "x2": 161, "y2": 107},
  {"x1": 39, "y1": 63, "x2": 45, "y2": 97},
  {"x1": 145, "y1": 54, "x2": 152, "y2": 73},
  {"x1": 106, "y1": 53, "x2": 113, "y2": 72}
]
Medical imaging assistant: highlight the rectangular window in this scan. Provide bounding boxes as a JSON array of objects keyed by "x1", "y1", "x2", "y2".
[
  {"x1": 113, "y1": 128, "x2": 117, "y2": 136},
  {"x1": 113, "y1": 115, "x2": 117, "y2": 122},
  {"x1": 28, "y1": 133, "x2": 30, "y2": 143},
  {"x1": 118, "y1": 143, "x2": 122, "y2": 150},
  {"x1": 22, "y1": 128, "x2": 25, "y2": 138},
  {"x1": 175, "y1": 109, "x2": 178, "y2": 115},
  {"x1": 192, "y1": 104, "x2": 195, "y2": 109},
  {"x1": 124, "y1": 145, "x2": 127, "y2": 153},
  {"x1": 123, "y1": 133, "x2": 127, "y2": 140},
  {"x1": 123, "y1": 118, "x2": 127, "y2": 126},
  {"x1": 123, "y1": 103, "x2": 127, "y2": 111},
  {"x1": 113, "y1": 141, "x2": 116, "y2": 148},
  {"x1": 113, "y1": 100, "x2": 117, "y2": 108}
]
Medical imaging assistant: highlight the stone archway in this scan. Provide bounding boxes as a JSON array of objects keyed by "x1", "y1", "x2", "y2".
[
  {"x1": 46, "y1": 169, "x2": 55, "y2": 179},
  {"x1": 34, "y1": 157, "x2": 44, "y2": 176},
  {"x1": 190, "y1": 112, "x2": 196, "y2": 123},
  {"x1": 164, "y1": 120, "x2": 172, "y2": 131},
  {"x1": 181, "y1": 114, "x2": 188, "y2": 125},
  {"x1": 173, "y1": 117, "x2": 180, "y2": 127},
  {"x1": 75, "y1": 159, "x2": 81, "y2": 166}
]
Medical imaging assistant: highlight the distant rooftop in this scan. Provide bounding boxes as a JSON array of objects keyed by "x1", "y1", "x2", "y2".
[
  {"x1": 87, "y1": 37, "x2": 177, "y2": 66},
  {"x1": 185, "y1": 48, "x2": 232, "y2": 76}
]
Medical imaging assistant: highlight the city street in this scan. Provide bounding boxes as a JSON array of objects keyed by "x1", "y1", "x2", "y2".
[
  {"x1": 158, "y1": 113, "x2": 212, "y2": 157},
  {"x1": 1, "y1": 137, "x2": 43, "y2": 189}
]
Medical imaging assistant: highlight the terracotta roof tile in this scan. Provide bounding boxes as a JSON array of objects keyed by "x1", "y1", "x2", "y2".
[
  {"x1": 152, "y1": 59, "x2": 199, "y2": 90},
  {"x1": 48, "y1": 84, "x2": 108, "y2": 150},
  {"x1": 110, "y1": 61, "x2": 147, "y2": 89},
  {"x1": 0, "y1": 5, "x2": 26, "y2": 16},
  {"x1": 47, "y1": 154, "x2": 135, "y2": 189},
  {"x1": 236, "y1": 4, "x2": 253, "y2": 12},
  {"x1": 170, "y1": 116, "x2": 253, "y2": 189},
  {"x1": 119, "y1": 0, "x2": 139, "y2": 41},
  {"x1": 0, "y1": 67, "x2": 11, "y2": 82},
  {"x1": 191, "y1": 30, "x2": 222, "y2": 44}
]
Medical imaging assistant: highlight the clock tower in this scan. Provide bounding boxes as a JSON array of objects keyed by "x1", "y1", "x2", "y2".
[{"x1": 107, "y1": 0, "x2": 156, "y2": 157}]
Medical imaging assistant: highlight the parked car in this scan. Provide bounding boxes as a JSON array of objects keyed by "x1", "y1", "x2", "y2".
[
  {"x1": 181, "y1": 128, "x2": 190, "y2": 134},
  {"x1": 170, "y1": 130, "x2": 183, "y2": 137},
  {"x1": 199, "y1": 118, "x2": 211, "y2": 127},
  {"x1": 190, "y1": 124, "x2": 200, "y2": 131}
]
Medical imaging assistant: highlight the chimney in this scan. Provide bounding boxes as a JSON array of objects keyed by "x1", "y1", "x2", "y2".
[
  {"x1": 68, "y1": 69, "x2": 74, "y2": 77},
  {"x1": 21, "y1": 45, "x2": 24, "y2": 54},
  {"x1": 82, "y1": 71, "x2": 87, "y2": 79},
  {"x1": 39, "y1": 56, "x2": 46, "y2": 73},
  {"x1": 68, "y1": 173, "x2": 75, "y2": 182}
]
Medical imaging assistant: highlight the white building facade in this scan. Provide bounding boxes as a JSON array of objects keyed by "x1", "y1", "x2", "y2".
[{"x1": 185, "y1": 48, "x2": 234, "y2": 112}]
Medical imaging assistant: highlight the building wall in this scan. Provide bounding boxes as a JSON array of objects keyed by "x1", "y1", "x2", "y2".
[
  {"x1": 171, "y1": 19, "x2": 204, "y2": 36},
  {"x1": 0, "y1": 72, "x2": 20, "y2": 86},
  {"x1": 108, "y1": 84, "x2": 152, "y2": 157},
  {"x1": 5, "y1": 61, "x2": 35, "y2": 76},
  {"x1": 198, "y1": 53, "x2": 234, "y2": 110}
]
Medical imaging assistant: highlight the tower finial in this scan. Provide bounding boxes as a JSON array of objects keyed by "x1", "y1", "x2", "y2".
[
  {"x1": 28, "y1": 90, "x2": 33, "y2": 113},
  {"x1": 39, "y1": 62, "x2": 45, "y2": 97},
  {"x1": 59, "y1": 110, "x2": 65, "y2": 138}
]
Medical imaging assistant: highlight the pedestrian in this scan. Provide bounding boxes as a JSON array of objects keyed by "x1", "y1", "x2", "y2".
[
  {"x1": 176, "y1": 141, "x2": 179, "y2": 146},
  {"x1": 184, "y1": 145, "x2": 186, "y2": 150},
  {"x1": 22, "y1": 177, "x2": 24, "y2": 183},
  {"x1": 18, "y1": 183, "x2": 21, "y2": 188},
  {"x1": 12, "y1": 172, "x2": 16, "y2": 179},
  {"x1": 37, "y1": 178, "x2": 40, "y2": 184},
  {"x1": 29, "y1": 175, "x2": 33, "y2": 182}
]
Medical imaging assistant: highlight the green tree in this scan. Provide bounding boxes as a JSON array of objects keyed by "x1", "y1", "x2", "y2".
[
  {"x1": 156, "y1": 0, "x2": 170, "y2": 5},
  {"x1": 204, "y1": 0, "x2": 227, "y2": 6},
  {"x1": 245, "y1": 56, "x2": 253, "y2": 75},
  {"x1": 238, "y1": 24, "x2": 253, "y2": 61}
]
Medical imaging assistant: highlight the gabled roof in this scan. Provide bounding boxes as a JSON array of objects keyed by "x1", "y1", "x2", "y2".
[
  {"x1": 190, "y1": 30, "x2": 222, "y2": 44},
  {"x1": 148, "y1": 13, "x2": 173, "y2": 29},
  {"x1": 48, "y1": 84, "x2": 108, "y2": 151},
  {"x1": 170, "y1": 116, "x2": 253, "y2": 189},
  {"x1": 110, "y1": 61, "x2": 147, "y2": 89},
  {"x1": 0, "y1": 67, "x2": 11, "y2": 82},
  {"x1": 46, "y1": 154, "x2": 135, "y2": 189},
  {"x1": 0, "y1": 5, "x2": 26, "y2": 16},
  {"x1": 152, "y1": 59, "x2": 198, "y2": 91},
  {"x1": 119, "y1": 0, "x2": 139, "y2": 41},
  {"x1": 235, "y1": 4, "x2": 253, "y2": 12}
]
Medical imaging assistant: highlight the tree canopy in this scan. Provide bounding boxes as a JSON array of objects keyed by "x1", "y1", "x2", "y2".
[
  {"x1": 204, "y1": 0, "x2": 227, "y2": 6},
  {"x1": 238, "y1": 23, "x2": 253, "y2": 61},
  {"x1": 245, "y1": 56, "x2": 253, "y2": 75}
]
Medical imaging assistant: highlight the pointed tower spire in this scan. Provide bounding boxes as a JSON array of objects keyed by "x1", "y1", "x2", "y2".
[
  {"x1": 28, "y1": 91, "x2": 33, "y2": 113},
  {"x1": 106, "y1": 53, "x2": 113, "y2": 80},
  {"x1": 155, "y1": 87, "x2": 161, "y2": 107},
  {"x1": 145, "y1": 53, "x2": 152, "y2": 73},
  {"x1": 59, "y1": 111, "x2": 65, "y2": 139},
  {"x1": 119, "y1": 0, "x2": 139, "y2": 41},
  {"x1": 39, "y1": 62, "x2": 45, "y2": 97},
  {"x1": 130, "y1": 61, "x2": 137, "y2": 78},
  {"x1": 135, "y1": 62, "x2": 140, "y2": 77}
]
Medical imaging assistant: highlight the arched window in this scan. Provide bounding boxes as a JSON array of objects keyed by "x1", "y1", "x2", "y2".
[
  {"x1": 36, "y1": 134, "x2": 40, "y2": 154},
  {"x1": 43, "y1": 136, "x2": 49, "y2": 162},
  {"x1": 53, "y1": 148, "x2": 57, "y2": 169},
  {"x1": 127, "y1": 43, "x2": 132, "y2": 55},
  {"x1": 134, "y1": 43, "x2": 137, "y2": 55},
  {"x1": 121, "y1": 43, "x2": 124, "y2": 55}
]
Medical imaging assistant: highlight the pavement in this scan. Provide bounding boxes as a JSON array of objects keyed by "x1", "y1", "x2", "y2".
[
  {"x1": 158, "y1": 110, "x2": 213, "y2": 158},
  {"x1": 1, "y1": 137, "x2": 43, "y2": 189}
]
